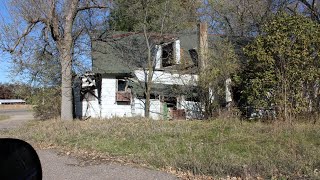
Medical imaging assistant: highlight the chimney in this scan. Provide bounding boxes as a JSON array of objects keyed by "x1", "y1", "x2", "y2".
[{"x1": 198, "y1": 22, "x2": 208, "y2": 69}]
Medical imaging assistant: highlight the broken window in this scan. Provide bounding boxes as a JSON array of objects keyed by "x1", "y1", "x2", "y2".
[
  {"x1": 188, "y1": 49, "x2": 199, "y2": 66},
  {"x1": 162, "y1": 96, "x2": 177, "y2": 109},
  {"x1": 162, "y1": 43, "x2": 174, "y2": 67},
  {"x1": 80, "y1": 73, "x2": 102, "y2": 103},
  {"x1": 116, "y1": 79, "x2": 131, "y2": 103},
  {"x1": 136, "y1": 93, "x2": 158, "y2": 100},
  {"x1": 81, "y1": 90, "x2": 97, "y2": 101},
  {"x1": 117, "y1": 79, "x2": 127, "y2": 91},
  {"x1": 185, "y1": 95, "x2": 200, "y2": 102},
  {"x1": 185, "y1": 90, "x2": 200, "y2": 102}
]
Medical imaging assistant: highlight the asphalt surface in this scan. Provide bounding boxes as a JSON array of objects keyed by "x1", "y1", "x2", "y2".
[{"x1": 0, "y1": 109, "x2": 178, "y2": 180}]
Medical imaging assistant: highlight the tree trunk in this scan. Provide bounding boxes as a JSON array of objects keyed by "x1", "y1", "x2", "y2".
[
  {"x1": 59, "y1": 0, "x2": 78, "y2": 120},
  {"x1": 144, "y1": 55, "x2": 153, "y2": 118},
  {"x1": 60, "y1": 46, "x2": 73, "y2": 120},
  {"x1": 143, "y1": 12, "x2": 152, "y2": 118},
  {"x1": 145, "y1": 86, "x2": 151, "y2": 118}
]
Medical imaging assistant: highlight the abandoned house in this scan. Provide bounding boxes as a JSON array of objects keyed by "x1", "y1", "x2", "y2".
[{"x1": 74, "y1": 24, "x2": 234, "y2": 120}]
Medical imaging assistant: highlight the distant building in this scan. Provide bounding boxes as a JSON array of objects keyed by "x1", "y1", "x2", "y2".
[{"x1": 0, "y1": 99, "x2": 26, "y2": 105}]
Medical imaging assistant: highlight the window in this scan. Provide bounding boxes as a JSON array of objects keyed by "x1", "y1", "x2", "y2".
[
  {"x1": 117, "y1": 79, "x2": 127, "y2": 91},
  {"x1": 162, "y1": 96, "x2": 177, "y2": 108},
  {"x1": 162, "y1": 43, "x2": 174, "y2": 67},
  {"x1": 188, "y1": 49, "x2": 199, "y2": 66},
  {"x1": 116, "y1": 79, "x2": 131, "y2": 103}
]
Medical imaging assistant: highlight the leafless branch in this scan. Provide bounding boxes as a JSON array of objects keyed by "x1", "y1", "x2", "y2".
[
  {"x1": 49, "y1": 1, "x2": 60, "y2": 41},
  {"x1": 77, "y1": 5, "x2": 108, "y2": 12},
  {"x1": 299, "y1": 0, "x2": 320, "y2": 23},
  {"x1": 9, "y1": 22, "x2": 36, "y2": 53}
]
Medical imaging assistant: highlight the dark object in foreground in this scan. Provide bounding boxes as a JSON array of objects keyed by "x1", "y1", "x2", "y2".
[{"x1": 0, "y1": 138, "x2": 42, "y2": 180}]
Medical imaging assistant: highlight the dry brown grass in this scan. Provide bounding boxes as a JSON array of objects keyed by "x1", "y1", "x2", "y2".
[
  {"x1": 2, "y1": 117, "x2": 320, "y2": 179},
  {"x1": 0, "y1": 115, "x2": 9, "y2": 121}
]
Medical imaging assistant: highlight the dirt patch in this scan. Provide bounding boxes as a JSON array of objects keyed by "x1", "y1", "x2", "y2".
[
  {"x1": 0, "y1": 115, "x2": 10, "y2": 121},
  {"x1": 0, "y1": 104, "x2": 32, "y2": 110},
  {"x1": 0, "y1": 109, "x2": 33, "y2": 130}
]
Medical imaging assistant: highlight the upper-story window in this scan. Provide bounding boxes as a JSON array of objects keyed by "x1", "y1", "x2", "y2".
[
  {"x1": 155, "y1": 40, "x2": 181, "y2": 69},
  {"x1": 162, "y1": 43, "x2": 174, "y2": 67}
]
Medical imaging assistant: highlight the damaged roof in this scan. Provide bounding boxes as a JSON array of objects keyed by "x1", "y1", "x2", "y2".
[
  {"x1": 92, "y1": 31, "x2": 200, "y2": 74},
  {"x1": 91, "y1": 31, "x2": 252, "y2": 75},
  {"x1": 92, "y1": 32, "x2": 179, "y2": 74}
]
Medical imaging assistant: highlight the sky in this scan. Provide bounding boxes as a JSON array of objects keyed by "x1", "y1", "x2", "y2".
[
  {"x1": 0, "y1": 1, "x2": 12, "y2": 84},
  {"x1": 0, "y1": 53, "x2": 12, "y2": 84}
]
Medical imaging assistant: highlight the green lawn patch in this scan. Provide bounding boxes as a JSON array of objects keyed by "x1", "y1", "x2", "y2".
[{"x1": 3, "y1": 118, "x2": 320, "y2": 179}]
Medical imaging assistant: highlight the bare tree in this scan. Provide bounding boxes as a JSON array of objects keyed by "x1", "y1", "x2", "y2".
[
  {"x1": 205, "y1": 0, "x2": 289, "y2": 36},
  {"x1": 291, "y1": 0, "x2": 320, "y2": 23},
  {"x1": 0, "y1": 0, "x2": 109, "y2": 120}
]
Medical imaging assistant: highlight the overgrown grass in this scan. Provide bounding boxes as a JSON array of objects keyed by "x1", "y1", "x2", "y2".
[
  {"x1": 0, "y1": 115, "x2": 9, "y2": 121},
  {"x1": 2, "y1": 118, "x2": 320, "y2": 179}
]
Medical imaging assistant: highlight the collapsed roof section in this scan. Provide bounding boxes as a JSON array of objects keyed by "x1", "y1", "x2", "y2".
[
  {"x1": 91, "y1": 31, "x2": 199, "y2": 75},
  {"x1": 91, "y1": 31, "x2": 252, "y2": 77}
]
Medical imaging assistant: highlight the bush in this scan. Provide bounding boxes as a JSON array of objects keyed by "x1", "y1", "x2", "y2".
[{"x1": 32, "y1": 87, "x2": 60, "y2": 120}]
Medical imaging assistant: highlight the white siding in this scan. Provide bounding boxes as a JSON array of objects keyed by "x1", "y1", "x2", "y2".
[
  {"x1": 225, "y1": 78, "x2": 232, "y2": 103},
  {"x1": 155, "y1": 45, "x2": 162, "y2": 69},
  {"x1": 181, "y1": 100, "x2": 203, "y2": 119},
  {"x1": 82, "y1": 78, "x2": 132, "y2": 118},
  {"x1": 82, "y1": 77, "x2": 201, "y2": 120},
  {"x1": 82, "y1": 89, "x2": 100, "y2": 118},
  {"x1": 100, "y1": 79, "x2": 132, "y2": 118},
  {"x1": 174, "y1": 40, "x2": 181, "y2": 64},
  {"x1": 134, "y1": 70, "x2": 198, "y2": 86},
  {"x1": 133, "y1": 98, "x2": 162, "y2": 120}
]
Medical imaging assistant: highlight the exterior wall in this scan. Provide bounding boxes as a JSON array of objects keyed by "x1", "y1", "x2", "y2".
[
  {"x1": 81, "y1": 78, "x2": 162, "y2": 119},
  {"x1": 225, "y1": 78, "x2": 232, "y2": 103},
  {"x1": 182, "y1": 101, "x2": 203, "y2": 119},
  {"x1": 155, "y1": 45, "x2": 162, "y2": 69},
  {"x1": 133, "y1": 98, "x2": 162, "y2": 120},
  {"x1": 100, "y1": 78, "x2": 132, "y2": 118},
  {"x1": 134, "y1": 70, "x2": 198, "y2": 86},
  {"x1": 174, "y1": 40, "x2": 181, "y2": 64},
  {"x1": 82, "y1": 89, "x2": 100, "y2": 118}
]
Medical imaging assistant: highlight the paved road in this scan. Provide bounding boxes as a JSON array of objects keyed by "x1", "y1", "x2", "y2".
[
  {"x1": 39, "y1": 150, "x2": 176, "y2": 180},
  {"x1": 0, "y1": 109, "x2": 178, "y2": 180}
]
